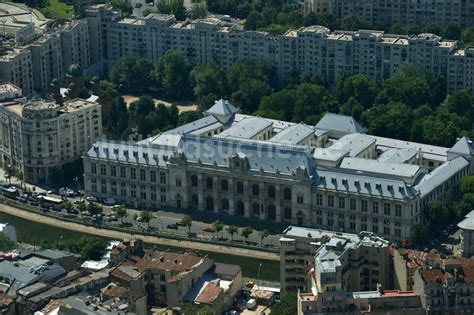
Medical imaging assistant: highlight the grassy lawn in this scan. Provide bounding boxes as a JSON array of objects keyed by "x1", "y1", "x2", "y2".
[{"x1": 40, "y1": 0, "x2": 74, "y2": 20}]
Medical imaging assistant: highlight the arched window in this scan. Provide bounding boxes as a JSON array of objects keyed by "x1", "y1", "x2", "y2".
[
  {"x1": 222, "y1": 198, "x2": 229, "y2": 210},
  {"x1": 252, "y1": 184, "x2": 259, "y2": 196},
  {"x1": 236, "y1": 182, "x2": 244, "y2": 194},
  {"x1": 268, "y1": 185, "x2": 275, "y2": 198},
  {"x1": 221, "y1": 179, "x2": 228, "y2": 192},
  {"x1": 191, "y1": 194, "x2": 198, "y2": 206},
  {"x1": 236, "y1": 201, "x2": 245, "y2": 216},
  {"x1": 284, "y1": 207, "x2": 292, "y2": 220},
  {"x1": 284, "y1": 187, "x2": 292, "y2": 201},
  {"x1": 206, "y1": 177, "x2": 213, "y2": 189},
  {"x1": 205, "y1": 196, "x2": 214, "y2": 211},
  {"x1": 267, "y1": 205, "x2": 276, "y2": 220},
  {"x1": 252, "y1": 203, "x2": 260, "y2": 215},
  {"x1": 191, "y1": 175, "x2": 198, "y2": 187}
]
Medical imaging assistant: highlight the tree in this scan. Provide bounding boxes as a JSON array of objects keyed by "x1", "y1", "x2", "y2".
[
  {"x1": 191, "y1": 63, "x2": 229, "y2": 108},
  {"x1": 444, "y1": 22, "x2": 462, "y2": 40},
  {"x1": 336, "y1": 74, "x2": 376, "y2": 108},
  {"x1": 4, "y1": 164, "x2": 16, "y2": 184},
  {"x1": 445, "y1": 90, "x2": 472, "y2": 115},
  {"x1": 62, "y1": 200, "x2": 73, "y2": 212},
  {"x1": 461, "y1": 176, "x2": 474, "y2": 194},
  {"x1": 169, "y1": 0, "x2": 187, "y2": 20},
  {"x1": 79, "y1": 237, "x2": 107, "y2": 261},
  {"x1": 231, "y1": 79, "x2": 272, "y2": 113},
  {"x1": 0, "y1": 234, "x2": 15, "y2": 252},
  {"x1": 140, "y1": 211, "x2": 153, "y2": 228},
  {"x1": 241, "y1": 226, "x2": 254, "y2": 243},
  {"x1": 110, "y1": 54, "x2": 155, "y2": 94},
  {"x1": 425, "y1": 202, "x2": 449, "y2": 227},
  {"x1": 245, "y1": 10, "x2": 262, "y2": 30},
  {"x1": 226, "y1": 225, "x2": 238, "y2": 241},
  {"x1": 129, "y1": 95, "x2": 155, "y2": 118},
  {"x1": 259, "y1": 229, "x2": 269, "y2": 244},
  {"x1": 77, "y1": 203, "x2": 87, "y2": 213},
  {"x1": 212, "y1": 220, "x2": 224, "y2": 239},
  {"x1": 154, "y1": 51, "x2": 193, "y2": 99},
  {"x1": 410, "y1": 223, "x2": 429, "y2": 245},
  {"x1": 180, "y1": 304, "x2": 215, "y2": 315},
  {"x1": 87, "y1": 203, "x2": 103, "y2": 215},
  {"x1": 110, "y1": 0, "x2": 133, "y2": 16},
  {"x1": 271, "y1": 294, "x2": 297, "y2": 315},
  {"x1": 115, "y1": 205, "x2": 127, "y2": 224},
  {"x1": 188, "y1": 3, "x2": 207, "y2": 19},
  {"x1": 181, "y1": 215, "x2": 193, "y2": 233}
]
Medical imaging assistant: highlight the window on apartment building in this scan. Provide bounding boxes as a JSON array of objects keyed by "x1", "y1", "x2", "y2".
[
  {"x1": 328, "y1": 195, "x2": 334, "y2": 207},
  {"x1": 161, "y1": 195, "x2": 166, "y2": 202},
  {"x1": 283, "y1": 188, "x2": 292, "y2": 200},
  {"x1": 100, "y1": 164, "x2": 106, "y2": 176},
  {"x1": 395, "y1": 204, "x2": 402, "y2": 217},
  {"x1": 350, "y1": 222, "x2": 356, "y2": 230},
  {"x1": 92, "y1": 185, "x2": 97, "y2": 192},
  {"x1": 384, "y1": 203, "x2": 391, "y2": 216},
  {"x1": 338, "y1": 221, "x2": 345, "y2": 229},
  {"x1": 252, "y1": 184, "x2": 260, "y2": 196},
  {"x1": 221, "y1": 179, "x2": 228, "y2": 191},
  {"x1": 130, "y1": 168, "x2": 136, "y2": 180},
  {"x1": 140, "y1": 169, "x2": 146, "y2": 181},
  {"x1": 268, "y1": 185, "x2": 275, "y2": 198},
  {"x1": 316, "y1": 193, "x2": 323, "y2": 206},
  {"x1": 141, "y1": 191, "x2": 146, "y2": 199},
  {"x1": 327, "y1": 219, "x2": 334, "y2": 227},
  {"x1": 361, "y1": 200, "x2": 368, "y2": 212},
  {"x1": 350, "y1": 199, "x2": 356, "y2": 210},
  {"x1": 110, "y1": 165, "x2": 116, "y2": 177},
  {"x1": 176, "y1": 178, "x2": 182, "y2": 187},
  {"x1": 191, "y1": 175, "x2": 198, "y2": 187},
  {"x1": 160, "y1": 172, "x2": 166, "y2": 184},
  {"x1": 91, "y1": 163, "x2": 97, "y2": 174},
  {"x1": 372, "y1": 202, "x2": 379, "y2": 214},
  {"x1": 297, "y1": 195, "x2": 303, "y2": 204},
  {"x1": 384, "y1": 227, "x2": 390, "y2": 235},
  {"x1": 206, "y1": 177, "x2": 214, "y2": 189},
  {"x1": 120, "y1": 166, "x2": 126, "y2": 178},
  {"x1": 361, "y1": 223, "x2": 368, "y2": 231},
  {"x1": 395, "y1": 228, "x2": 401, "y2": 237},
  {"x1": 317, "y1": 217, "x2": 323, "y2": 225},
  {"x1": 111, "y1": 188, "x2": 117, "y2": 195},
  {"x1": 151, "y1": 193, "x2": 157, "y2": 201},
  {"x1": 338, "y1": 197, "x2": 345, "y2": 209},
  {"x1": 236, "y1": 182, "x2": 244, "y2": 194},
  {"x1": 131, "y1": 190, "x2": 136, "y2": 198},
  {"x1": 121, "y1": 189, "x2": 126, "y2": 196},
  {"x1": 150, "y1": 171, "x2": 156, "y2": 182}
]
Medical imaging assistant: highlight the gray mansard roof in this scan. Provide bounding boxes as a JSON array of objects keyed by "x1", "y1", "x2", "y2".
[
  {"x1": 269, "y1": 123, "x2": 314, "y2": 145},
  {"x1": 329, "y1": 133, "x2": 375, "y2": 157},
  {"x1": 315, "y1": 113, "x2": 366, "y2": 135},
  {"x1": 378, "y1": 148, "x2": 418, "y2": 164},
  {"x1": 86, "y1": 140, "x2": 174, "y2": 167},
  {"x1": 177, "y1": 135, "x2": 315, "y2": 176},
  {"x1": 162, "y1": 115, "x2": 221, "y2": 135},
  {"x1": 414, "y1": 156, "x2": 469, "y2": 198}
]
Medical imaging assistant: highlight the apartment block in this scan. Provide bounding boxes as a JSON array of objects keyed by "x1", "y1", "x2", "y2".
[
  {"x1": 0, "y1": 86, "x2": 102, "y2": 183},
  {"x1": 280, "y1": 226, "x2": 390, "y2": 294},
  {"x1": 0, "y1": 48, "x2": 33, "y2": 96},
  {"x1": 305, "y1": 0, "x2": 474, "y2": 28}
]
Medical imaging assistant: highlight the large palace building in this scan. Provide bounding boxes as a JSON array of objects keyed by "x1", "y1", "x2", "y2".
[{"x1": 83, "y1": 99, "x2": 473, "y2": 241}]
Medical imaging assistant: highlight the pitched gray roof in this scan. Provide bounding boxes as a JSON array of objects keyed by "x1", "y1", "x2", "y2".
[
  {"x1": 178, "y1": 135, "x2": 315, "y2": 176},
  {"x1": 219, "y1": 116, "x2": 272, "y2": 139},
  {"x1": 329, "y1": 133, "x2": 375, "y2": 157},
  {"x1": 377, "y1": 148, "x2": 418, "y2": 164},
  {"x1": 163, "y1": 115, "x2": 220, "y2": 135},
  {"x1": 315, "y1": 113, "x2": 366, "y2": 135},
  {"x1": 448, "y1": 136, "x2": 474, "y2": 155},
  {"x1": 414, "y1": 156, "x2": 469, "y2": 198},
  {"x1": 86, "y1": 140, "x2": 174, "y2": 167},
  {"x1": 269, "y1": 123, "x2": 314, "y2": 145},
  {"x1": 206, "y1": 99, "x2": 239, "y2": 124}
]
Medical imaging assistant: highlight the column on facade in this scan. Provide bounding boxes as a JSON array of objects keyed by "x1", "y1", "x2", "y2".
[
  {"x1": 244, "y1": 180, "x2": 250, "y2": 218},
  {"x1": 228, "y1": 178, "x2": 235, "y2": 216},
  {"x1": 259, "y1": 182, "x2": 266, "y2": 220},
  {"x1": 213, "y1": 175, "x2": 219, "y2": 214},
  {"x1": 275, "y1": 185, "x2": 282, "y2": 222},
  {"x1": 197, "y1": 173, "x2": 204, "y2": 210}
]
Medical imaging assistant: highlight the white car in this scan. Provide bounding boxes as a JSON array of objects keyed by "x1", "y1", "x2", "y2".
[
  {"x1": 146, "y1": 2, "x2": 154, "y2": 6},
  {"x1": 86, "y1": 196, "x2": 97, "y2": 202}
]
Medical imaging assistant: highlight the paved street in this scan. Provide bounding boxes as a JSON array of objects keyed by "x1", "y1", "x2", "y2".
[{"x1": 0, "y1": 168, "x2": 285, "y2": 248}]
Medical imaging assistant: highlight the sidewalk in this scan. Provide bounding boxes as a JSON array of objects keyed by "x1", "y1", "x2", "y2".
[{"x1": 0, "y1": 202, "x2": 279, "y2": 261}]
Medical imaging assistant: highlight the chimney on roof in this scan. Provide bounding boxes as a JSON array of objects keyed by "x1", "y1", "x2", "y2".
[{"x1": 159, "y1": 256, "x2": 164, "y2": 262}]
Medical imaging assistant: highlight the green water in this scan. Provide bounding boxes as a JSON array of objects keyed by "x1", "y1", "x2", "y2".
[{"x1": 0, "y1": 211, "x2": 280, "y2": 282}]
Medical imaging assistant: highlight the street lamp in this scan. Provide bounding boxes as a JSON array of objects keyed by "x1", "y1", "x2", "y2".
[{"x1": 257, "y1": 263, "x2": 262, "y2": 289}]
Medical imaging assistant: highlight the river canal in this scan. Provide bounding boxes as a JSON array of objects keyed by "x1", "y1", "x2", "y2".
[{"x1": 0, "y1": 211, "x2": 280, "y2": 282}]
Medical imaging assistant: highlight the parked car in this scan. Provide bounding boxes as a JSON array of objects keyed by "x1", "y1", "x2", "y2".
[
  {"x1": 134, "y1": 3, "x2": 142, "y2": 8},
  {"x1": 245, "y1": 280, "x2": 255, "y2": 288},
  {"x1": 176, "y1": 221, "x2": 186, "y2": 227},
  {"x1": 74, "y1": 199, "x2": 85, "y2": 204},
  {"x1": 146, "y1": 2, "x2": 154, "y2": 6},
  {"x1": 86, "y1": 196, "x2": 97, "y2": 202},
  {"x1": 103, "y1": 198, "x2": 116, "y2": 205},
  {"x1": 81, "y1": 211, "x2": 92, "y2": 216},
  {"x1": 202, "y1": 226, "x2": 215, "y2": 233},
  {"x1": 167, "y1": 223, "x2": 179, "y2": 230}
]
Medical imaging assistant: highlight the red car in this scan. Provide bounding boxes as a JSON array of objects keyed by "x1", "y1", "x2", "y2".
[{"x1": 202, "y1": 226, "x2": 215, "y2": 233}]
